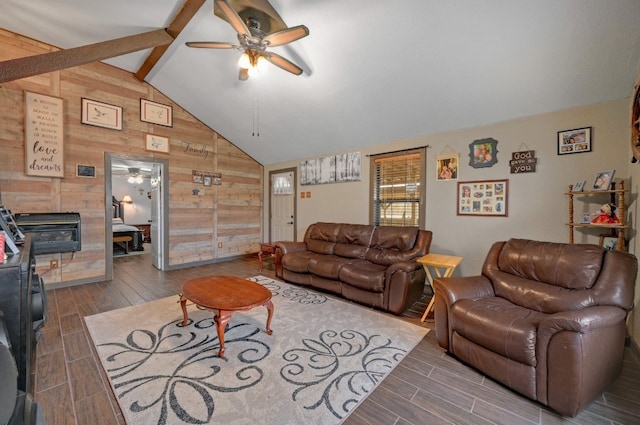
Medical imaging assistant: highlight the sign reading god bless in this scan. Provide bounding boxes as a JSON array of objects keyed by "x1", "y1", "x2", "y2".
[
  {"x1": 510, "y1": 150, "x2": 537, "y2": 174},
  {"x1": 24, "y1": 91, "x2": 64, "y2": 177}
]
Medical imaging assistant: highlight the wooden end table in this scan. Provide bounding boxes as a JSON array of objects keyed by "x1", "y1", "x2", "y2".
[
  {"x1": 179, "y1": 275, "x2": 274, "y2": 357},
  {"x1": 258, "y1": 243, "x2": 276, "y2": 272},
  {"x1": 418, "y1": 253, "x2": 463, "y2": 322}
]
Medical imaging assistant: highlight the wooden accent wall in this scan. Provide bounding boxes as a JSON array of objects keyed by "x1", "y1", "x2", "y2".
[{"x1": 0, "y1": 29, "x2": 263, "y2": 286}]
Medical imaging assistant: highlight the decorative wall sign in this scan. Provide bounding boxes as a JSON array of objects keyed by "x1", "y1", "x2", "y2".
[
  {"x1": 557, "y1": 127, "x2": 591, "y2": 155},
  {"x1": 509, "y1": 150, "x2": 537, "y2": 173},
  {"x1": 140, "y1": 98, "x2": 173, "y2": 127},
  {"x1": 457, "y1": 179, "x2": 509, "y2": 216},
  {"x1": 81, "y1": 98, "x2": 122, "y2": 130},
  {"x1": 76, "y1": 164, "x2": 96, "y2": 178},
  {"x1": 181, "y1": 141, "x2": 211, "y2": 159},
  {"x1": 145, "y1": 133, "x2": 170, "y2": 154},
  {"x1": 468, "y1": 138, "x2": 498, "y2": 168},
  {"x1": 24, "y1": 91, "x2": 65, "y2": 177}
]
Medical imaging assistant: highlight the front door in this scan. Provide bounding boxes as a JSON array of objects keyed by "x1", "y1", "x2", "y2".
[{"x1": 269, "y1": 169, "x2": 296, "y2": 242}]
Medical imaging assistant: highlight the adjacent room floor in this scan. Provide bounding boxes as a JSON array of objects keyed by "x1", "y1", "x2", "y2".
[{"x1": 34, "y1": 253, "x2": 640, "y2": 425}]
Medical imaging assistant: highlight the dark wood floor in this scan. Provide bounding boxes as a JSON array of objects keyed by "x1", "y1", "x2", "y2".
[{"x1": 34, "y1": 251, "x2": 640, "y2": 425}]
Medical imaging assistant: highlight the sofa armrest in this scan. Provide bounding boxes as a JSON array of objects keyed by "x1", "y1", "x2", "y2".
[
  {"x1": 386, "y1": 260, "x2": 421, "y2": 274},
  {"x1": 274, "y1": 241, "x2": 307, "y2": 255},
  {"x1": 432, "y1": 276, "x2": 495, "y2": 351}
]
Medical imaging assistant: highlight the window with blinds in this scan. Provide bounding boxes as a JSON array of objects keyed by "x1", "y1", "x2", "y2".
[{"x1": 370, "y1": 148, "x2": 426, "y2": 227}]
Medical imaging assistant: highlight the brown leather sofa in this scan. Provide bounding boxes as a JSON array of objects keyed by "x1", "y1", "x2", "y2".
[
  {"x1": 433, "y1": 238, "x2": 637, "y2": 417},
  {"x1": 274, "y1": 222, "x2": 432, "y2": 314}
]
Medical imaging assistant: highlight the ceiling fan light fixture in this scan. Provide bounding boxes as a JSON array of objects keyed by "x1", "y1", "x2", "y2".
[
  {"x1": 238, "y1": 52, "x2": 251, "y2": 69},
  {"x1": 256, "y1": 55, "x2": 268, "y2": 73}
]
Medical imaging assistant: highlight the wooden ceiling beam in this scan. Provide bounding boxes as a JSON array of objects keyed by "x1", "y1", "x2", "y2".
[
  {"x1": 0, "y1": 29, "x2": 173, "y2": 84},
  {"x1": 134, "y1": 0, "x2": 206, "y2": 81}
]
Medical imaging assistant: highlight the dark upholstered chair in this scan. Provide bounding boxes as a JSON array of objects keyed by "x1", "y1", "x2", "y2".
[{"x1": 433, "y1": 239, "x2": 637, "y2": 417}]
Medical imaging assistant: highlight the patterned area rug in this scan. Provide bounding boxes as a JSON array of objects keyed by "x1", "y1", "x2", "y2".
[{"x1": 85, "y1": 276, "x2": 429, "y2": 425}]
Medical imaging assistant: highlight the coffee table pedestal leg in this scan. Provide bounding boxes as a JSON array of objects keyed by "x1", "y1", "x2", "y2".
[
  {"x1": 264, "y1": 300, "x2": 274, "y2": 335},
  {"x1": 214, "y1": 310, "x2": 233, "y2": 358},
  {"x1": 179, "y1": 295, "x2": 189, "y2": 326}
]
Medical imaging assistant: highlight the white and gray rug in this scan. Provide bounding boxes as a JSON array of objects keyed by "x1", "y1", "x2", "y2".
[{"x1": 85, "y1": 276, "x2": 429, "y2": 425}]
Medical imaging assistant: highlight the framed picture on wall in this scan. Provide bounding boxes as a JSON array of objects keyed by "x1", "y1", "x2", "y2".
[
  {"x1": 557, "y1": 127, "x2": 591, "y2": 155},
  {"x1": 436, "y1": 153, "x2": 459, "y2": 181},
  {"x1": 468, "y1": 138, "x2": 498, "y2": 168},
  {"x1": 140, "y1": 99, "x2": 173, "y2": 127},
  {"x1": 76, "y1": 164, "x2": 96, "y2": 178},
  {"x1": 144, "y1": 133, "x2": 170, "y2": 154},
  {"x1": 457, "y1": 179, "x2": 509, "y2": 216},
  {"x1": 81, "y1": 98, "x2": 123, "y2": 130}
]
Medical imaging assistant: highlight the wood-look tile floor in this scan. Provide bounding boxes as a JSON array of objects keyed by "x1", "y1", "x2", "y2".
[{"x1": 34, "y1": 252, "x2": 640, "y2": 425}]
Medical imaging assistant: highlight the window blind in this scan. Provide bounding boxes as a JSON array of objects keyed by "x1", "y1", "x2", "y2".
[{"x1": 371, "y1": 149, "x2": 425, "y2": 227}]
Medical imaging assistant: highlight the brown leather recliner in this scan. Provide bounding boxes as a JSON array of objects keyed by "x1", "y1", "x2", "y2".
[{"x1": 433, "y1": 238, "x2": 637, "y2": 417}]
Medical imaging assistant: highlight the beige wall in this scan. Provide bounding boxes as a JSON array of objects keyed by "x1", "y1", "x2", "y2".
[
  {"x1": 0, "y1": 29, "x2": 263, "y2": 286},
  {"x1": 264, "y1": 98, "x2": 640, "y2": 348}
]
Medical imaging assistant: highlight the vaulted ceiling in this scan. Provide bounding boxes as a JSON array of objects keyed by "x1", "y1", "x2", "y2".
[{"x1": 2, "y1": 0, "x2": 640, "y2": 166}]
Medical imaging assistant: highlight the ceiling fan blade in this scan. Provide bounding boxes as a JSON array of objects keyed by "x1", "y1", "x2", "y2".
[
  {"x1": 264, "y1": 52, "x2": 303, "y2": 75},
  {"x1": 263, "y1": 25, "x2": 309, "y2": 47},
  {"x1": 186, "y1": 41, "x2": 239, "y2": 49},
  {"x1": 215, "y1": 0, "x2": 250, "y2": 37}
]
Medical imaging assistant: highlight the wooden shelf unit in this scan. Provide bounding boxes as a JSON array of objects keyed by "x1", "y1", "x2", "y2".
[{"x1": 566, "y1": 181, "x2": 628, "y2": 251}]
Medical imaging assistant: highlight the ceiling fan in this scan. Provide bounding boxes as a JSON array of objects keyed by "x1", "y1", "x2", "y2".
[{"x1": 186, "y1": 0, "x2": 309, "y2": 80}]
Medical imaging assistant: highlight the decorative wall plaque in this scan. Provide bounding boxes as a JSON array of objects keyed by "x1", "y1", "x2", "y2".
[{"x1": 24, "y1": 91, "x2": 64, "y2": 177}]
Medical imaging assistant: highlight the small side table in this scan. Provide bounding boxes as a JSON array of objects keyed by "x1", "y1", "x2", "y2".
[
  {"x1": 258, "y1": 243, "x2": 276, "y2": 272},
  {"x1": 418, "y1": 253, "x2": 463, "y2": 322}
]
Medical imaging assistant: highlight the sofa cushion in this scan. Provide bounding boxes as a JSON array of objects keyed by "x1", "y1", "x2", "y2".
[
  {"x1": 365, "y1": 226, "x2": 419, "y2": 265},
  {"x1": 339, "y1": 261, "x2": 387, "y2": 292},
  {"x1": 305, "y1": 222, "x2": 342, "y2": 254},
  {"x1": 333, "y1": 224, "x2": 374, "y2": 259},
  {"x1": 281, "y1": 251, "x2": 320, "y2": 273},
  {"x1": 308, "y1": 255, "x2": 355, "y2": 279},
  {"x1": 450, "y1": 297, "x2": 547, "y2": 367}
]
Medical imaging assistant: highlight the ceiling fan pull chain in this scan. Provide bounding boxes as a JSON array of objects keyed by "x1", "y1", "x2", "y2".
[{"x1": 252, "y1": 85, "x2": 260, "y2": 137}]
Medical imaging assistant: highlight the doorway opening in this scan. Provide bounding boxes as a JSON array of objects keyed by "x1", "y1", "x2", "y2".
[{"x1": 105, "y1": 153, "x2": 169, "y2": 279}]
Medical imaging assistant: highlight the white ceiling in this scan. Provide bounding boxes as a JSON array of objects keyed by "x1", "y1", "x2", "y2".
[{"x1": 2, "y1": 0, "x2": 640, "y2": 166}]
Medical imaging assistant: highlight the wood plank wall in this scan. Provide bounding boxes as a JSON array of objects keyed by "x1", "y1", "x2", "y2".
[{"x1": 0, "y1": 29, "x2": 263, "y2": 286}]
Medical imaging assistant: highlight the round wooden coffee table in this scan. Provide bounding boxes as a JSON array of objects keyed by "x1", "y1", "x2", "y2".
[{"x1": 179, "y1": 275, "x2": 274, "y2": 357}]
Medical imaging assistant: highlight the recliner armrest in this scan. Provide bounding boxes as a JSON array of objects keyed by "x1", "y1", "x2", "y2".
[
  {"x1": 432, "y1": 275, "x2": 495, "y2": 350},
  {"x1": 433, "y1": 275, "x2": 495, "y2": 304},
  {"x1": 535, "y1": 306, "x2": 629, "y2": 415},
  {"x1": 537, "y1": 306, "x2": 627, "y2": 345}
]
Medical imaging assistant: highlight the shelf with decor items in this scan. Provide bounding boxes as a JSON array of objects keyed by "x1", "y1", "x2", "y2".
[{"x1": 566, "y1": 180, "x2": 628, "y2": 251}]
